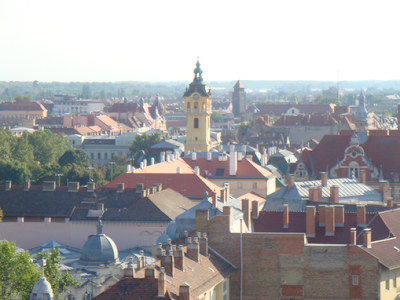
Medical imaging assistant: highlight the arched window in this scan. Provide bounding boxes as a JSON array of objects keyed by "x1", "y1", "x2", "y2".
[
  {"x1": 349, "y1": 161, "x2": 359, "y2": 178},
  {"x1": 194, "y1": 102, "x2": 198, "y2": 110},
  {"x1": 187, "y1": 102, "x2": 191, "y2": 112},
  {"x1": 194, "y1": 118, "x2": 199, "y2": 128}
]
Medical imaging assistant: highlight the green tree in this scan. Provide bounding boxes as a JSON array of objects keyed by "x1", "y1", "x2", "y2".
[
  {"x1": 36, "y1": 248, "x2": 80, "y2": 300},
  {"x1": 0, "y1": 240, "x2": 40, "y2": 300},
  {"x1": 129, "y1": 132, "x2": 164, "y2": 166},
  {"x1": 211, "y1": 111, "x2": 225, "y2": 123},
  {"x1": 58, "y1": 149, "x2": 90, "y2": 167},
  {"x1": 14, "y1": 95, "x2": 32, "y2": 102}
]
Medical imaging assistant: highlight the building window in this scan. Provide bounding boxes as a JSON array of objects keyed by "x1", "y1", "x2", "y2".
[
  {"x1": 253, "y1": 182, "x2": 257, "y2": 189},
  {"x1": 111, "y1": 153, "x2": 114, "y2": 158},
  {"x1": 237, "y1": 182, "x2": 243, "y2": 189},
  {"x1": 386, "y1": 274, "x2": 390, "y2": 290},
  {"x1": 194, "y1": 101, "x2": 198, "y2": 110},
  {"x1": 349, "y1": 161, "x2": 359, "y2": 178},
  {"x1": 187, "y1": 102, "x2": 191, "y2": 112},
  {"x1": 352, "y1": 274, "x2": 359, "y2": 286},
  {"x1": 393, "y1": 273, "x2": 397, "y2": 288},
  {"x1": 194, "y1": 118, "x2": 199, "y2": 128},
  {"x1": 195, "y1": 137, "x2": 198, "y2": 140},
  {"x1": 104, "y1": 153, "x2": 108, "y2": 159},
  {"x1": 90, "y1": 153, "x2": 94, "y2": 159},
  {"x1": 98, "y1": 153, "x2": 101, "y2": 159}
]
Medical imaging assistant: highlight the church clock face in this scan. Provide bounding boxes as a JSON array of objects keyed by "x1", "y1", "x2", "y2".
[{"x1": 193, "y1": 94, "x2": 199, "y2": 100}]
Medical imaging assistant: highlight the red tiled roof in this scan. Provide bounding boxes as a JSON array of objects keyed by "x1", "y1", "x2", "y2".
[
  {"x1": 0, "y1": 102, "x2": 47, "y2": 111},
  {"x1": 107, "y1": 103, "x2": 138, "y2": 113},
  {"x1": 253, "y1": 210, "x2": 389, "y2": 244},
  {"x1": 237, "y1": 192, "x2": 266, "y2": 204},
  {"x1": 260, "y1": 103, "x2": 335, "y2": 115},
  {"x1": 105, "y1": 159, "x2": 222, "y2": 197},
  {"x1": 182, "y1": 157, "x2": 273, "y2": 178}
]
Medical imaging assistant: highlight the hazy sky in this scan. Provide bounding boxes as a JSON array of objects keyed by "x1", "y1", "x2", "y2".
[{"x1": 1, "y1": 0, "x2": 399, "y2": 82}]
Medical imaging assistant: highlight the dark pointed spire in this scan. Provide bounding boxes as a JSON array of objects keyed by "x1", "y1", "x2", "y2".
[{"x1": 193, "y1": 57, "x2": 203, "y2": 81}]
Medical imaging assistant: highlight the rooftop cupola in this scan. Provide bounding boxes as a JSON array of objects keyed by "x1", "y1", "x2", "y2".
[{"x1": 30, "y1": 259, "x2": 54, "y2": 300}]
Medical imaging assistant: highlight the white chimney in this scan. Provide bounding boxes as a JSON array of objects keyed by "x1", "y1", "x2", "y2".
[
  {"x1": 160, "y1": 152, "x2": 165, "y2": 162},
  {"x1": 207, "y1": 152, "x2": 212, "y2": 161},
  {"x1": 238, "y1": 152, "x2": 243, "y2": 161},
  {"x1": 229, "y1": 146, "x2": 237, "y2": 176},
  {"x1": 143, "y1": 159, "x2": 147, "y2": 167},
  {"x1": 151, "y1": 157, "x2": 155, "y2": 165},
  {"x1": 132, "y1": 167, "x2": 135, "y2": 173},
  {"x1": 166, "y1": 155, "x2": 170, "y2": 162},
  {"x1": 140, "y1": 162, "x2": 144, "y2": 169},
  {"x1": 192, "y1": 151, "x2": 197, "y2": 161},
  {"x1": 127, "y1": 164, "x2": 132, "y2": 173},
  {"x1": 177, "y1": 166, "x2": 181, "y2": 174},
  {"x1": 194, "y1": 166, "x2": 200, "y2": 176},
  {"x1": 171, "y1": 154, "x2": 175, "y2": 161}
]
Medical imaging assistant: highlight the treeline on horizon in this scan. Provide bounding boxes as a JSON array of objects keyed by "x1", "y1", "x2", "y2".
[{"x1": 2, "y1": 80, "x2": 400, "y2": 102}]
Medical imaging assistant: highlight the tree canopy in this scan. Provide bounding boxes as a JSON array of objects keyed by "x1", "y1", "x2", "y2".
[{"x1": 129, "y1": 132, "x2": 164, "y2": 166}]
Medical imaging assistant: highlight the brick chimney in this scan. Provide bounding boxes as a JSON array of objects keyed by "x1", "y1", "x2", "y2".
[
  {"x1": 330, "y1": 185, "x2": 339, "y2": 203},
  {"x1": 357, "y1": 205, "x2": 366, "y2": 227},
  {"x1": 145, "y1": 267, "x2": 155, "y2": 278},
  {"x1": 187, "y1": 238, "x2": 199, "y2": 263},
  {"x1": 252, "y1": 200, "x2": 259, "y2": 218},
  {"x1": 179, "y1": 285, "x2": 191, "y2": 300},
  {"x1": 223, "y1": 205, "x2": 233, "y2": 228},
  {"x1": 283, "y1": 204, "x2": 289, "y2": 228},
  {"x1": 158, "y1": 267, "x2": 166, "y2": 297},
  {"x1": 325, "y1": 206, "x2": 335, "y2": 236},
  {"x1": 174, "y1": 245, "x2": 185, "y2": 270},
  {"x1": 124, "y1": 262, "x2": 135, "y2": 278},
  {"x1": 306, "y1": 206, "x2": 316, "y2": 238},
  {"x1": 198, "y1": 232, "x2": 208, "y2": 256},
  {"x1": 212, "y1": 191, "x2": 217, "y2": 207},
  {"x1": 224, "y1": 183, "x2": 230, "y2": 200},
  {"x1": 319, "y1": 205, "x2": 326, "y2": 227},
  {"x1": 359, "y1": 169, "x2": 366, "y2": 184},
  {"x1": 242, "y1": 199, "x2": 251, "y2": 230},
  {"x1": 288, "y1": 174, "x2": 295, "y2": 189},
  {"x1": 387, "y1": 198, "x2": 394, "y2": 208},
  {"x1": 220, "y1": 188, "x2": 226, "y2": 203},
  {"x1": 335, "y1": 205, "x2": 344, "y2": 226},
  {"x1": 320, "y1": 172, "x2": 328, "y2": 186},
  {"x1": 363, "y1": 228, "x2": 371, "y2": 248},
  {"x1": 161, "y1": 250, "x2": 174, "y2": 277},
  {"x1": 350, "y1": 228, "x2": 357, "y2": 245},
  {"x1": 316, "y1": 186, "x2": 322, "y2": 202},
  {"x1": 379, "y1": 181, "x2": 390, "y2": 202},
  {"x1": 309, "y1": 187, "x2": 315, "y2": 201}
]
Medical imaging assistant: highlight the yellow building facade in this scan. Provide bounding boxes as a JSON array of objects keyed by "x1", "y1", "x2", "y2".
[{"x1": 184, "y1": 59, "x2": 212, "y2": 152}]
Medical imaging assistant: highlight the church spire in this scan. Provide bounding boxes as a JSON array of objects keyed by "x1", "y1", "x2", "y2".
[{"x1": 193, "y1": 57, "x2": 203, "y2": 81}]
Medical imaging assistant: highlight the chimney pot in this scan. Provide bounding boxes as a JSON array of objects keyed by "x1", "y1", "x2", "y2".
[
  {"x1": 363, "y1": 228, "x2": 372, "y2": 248},
  {"x1": 212, "y1": 191, "x2": 217, "y2": 207},
  {"x1": 288, "y1": 174, "x2": 295, "y2": 189},
  {"x1": 223, "y1": 205, "x2": 233, "y2": 228},
  {"x1": 251, "y1": 200, "x2": 259, "y2": 218},
  {"x1": 192, "y1": 151, "x2": 197, "y2": 161},
  {"x1": 320, "y1": 172, "x2": 328, "y2": 186},
  {"x1": 283, "y1": 204, "x2": 289, "y2": 228},
  {"x1": 179, "y1": 285, "x2": 191, "y2": 300},
  {"x1": 306, "y1": 206, "x2": 316, "y2": 238},
  {"x1": 350, "y1": 228, "x2": 357, "y2": 245},
  {"x1": 325, "y1": 206, "x2": 335, "y2": 236},
  {"x1": 357, "y1": 205, "x2": 366, "y2": 227},
  {"x1": 330, "y1": 185, "x2": 339, "y2": 203}
]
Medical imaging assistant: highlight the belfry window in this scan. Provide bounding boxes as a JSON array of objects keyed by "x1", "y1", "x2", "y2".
[
  {"x1": 187, "y1": 102, "x2": 191, "y2": 112},
  {"x1": 194, "y1": 102, "x2": 198, "y2": 110},
  {"x1": 194, "y1": 118, "x2": 199, "y2": 128}
]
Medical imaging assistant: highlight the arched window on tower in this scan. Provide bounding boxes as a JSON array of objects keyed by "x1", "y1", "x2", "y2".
[
  {"x1": 187, "y1": 102, "x2": 191, "y2": 112},
  {"x1": 194, "y1": 118, "x2": 199, "y2": 128},
  {"x1": 194, "y1": 102, "x2": 198, "y2": 112}
]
